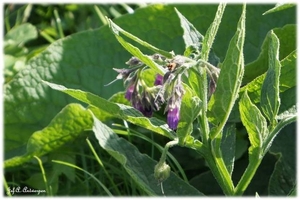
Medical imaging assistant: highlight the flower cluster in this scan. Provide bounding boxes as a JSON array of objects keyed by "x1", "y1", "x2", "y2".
[{"x1": 112, "y1": 54, "x2": 185, "y2": 130}]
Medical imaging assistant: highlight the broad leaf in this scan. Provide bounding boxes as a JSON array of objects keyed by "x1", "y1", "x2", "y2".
[
  {"x1": 221, "y1": 124, "x2": 236, "y2": 176},
  {"x1": 239, "y1": 91, "x2": 267, "y2": 156},
  {"x1": 241, "y1": 49, "x2": 296, "y2": 104},
  {"x1": 229, "y1": 54, "x2": 296, "y2": 124},
  {"x1": 243, "y1": 24, "x2": 295, "y2": 84},
  {"x1": 208, "y1": 4, "x2": 245, "y2": 138},
  {"x1": 200, "y1": 3, "x2": 226, "y2": 61},
  {"x1": 176, "y1": 86, "x2": 202, "y2": 145},
  {"x1": 92, "y1": 114, "x2": 204, "y2": 196},
  {"x1": 260, "y1": 31, "x2": 281, "y2": 124},
  {"x1": 4, "y1": 23, "x2": 38, "y2": 49},
  {"x1": 107, "y1": 18, "x2": 173, "y2": 59},
  {"x1": 43, "y1": 81, "x2": 176, "y2": 139},
  {"x1": 175, "y1": 8, "x2": 203, "y2": 48},
  {"x1": 4, "y1": 103, "x2": 93, "y2": 168},
  {"x1": 108, "y1": 19, "x2": 168, "y2": 75}
]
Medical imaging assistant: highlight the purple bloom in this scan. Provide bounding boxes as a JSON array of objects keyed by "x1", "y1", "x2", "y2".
[
  {"x1": 167, "y1": 106, "x2": 180, "y2": 130},
  {"x1": 125, "y1": 84, "x2": 135, "y2": 101},
  {"x1": 133, "y1": 98, "x2": 153, "y2": 117},
  {"x1": 154, "y1": 74, "x2": 164, "y2": 86},
  {"x1": 165, "y1": 76, "x2": 184, "y2": 130}
]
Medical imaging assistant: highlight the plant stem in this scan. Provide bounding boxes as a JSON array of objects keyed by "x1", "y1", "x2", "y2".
[
  {"x1": 54, "y1": 9, "x2": 64, "y2": 38},
  {"x1": 234, "y1": 156, "x2": 262, "y2": 195},
  {"x1": 159, "y1": 139, "x2": 179, "y2": 163},
  {"x1": 34, "y1": 156, "x2": 52, "y2": 196}
]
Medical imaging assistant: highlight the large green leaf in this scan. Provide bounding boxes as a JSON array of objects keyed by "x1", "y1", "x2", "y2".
[
  {"x1": 200, "y1": 3, "x2": 226, "y2": 61},
  {"x1": 4, "y1": 103, "x2": 93, "y2": 168},
  {"x1": 239, "y1": 92, "x2": 267, "y2": 155},
  {"x1": 4, "y1": 3, "x2": 295, "y2": 160},
  {"x1": 43, "y1": 81, "x2": 175, "y2": 139},
  {"x1": 207, "y1": 4, "x2": 245, "y2": 138},
  {"x1": 260, "y1": 31, "x2": 281, "y2": 124},
  {"x1": 241, "y1": 49, "x2": 296, "y2": 104},
  {"x1": 243, "y1": 24, "x2": 296, "y2": 84},
  {"x1": 176, "y1": 86, "x2": 202, "y2": 145},
  {"x1": 175, "y1": 7, "x2": 203, "y2": 48},
  {"x1": 227, "y1": 34, "x2": 296, "y2": 123},
  {"x1": 4, "y1": 23, "x2": 38, "y2": 50},
  {"x1": 92, "y1": 114, "x2": 204, "y2": 196}
]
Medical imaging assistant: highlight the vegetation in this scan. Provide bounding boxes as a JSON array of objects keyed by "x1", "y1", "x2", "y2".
[{"x1": 4, "y1": 3, "x2": 296, "y2": 196}]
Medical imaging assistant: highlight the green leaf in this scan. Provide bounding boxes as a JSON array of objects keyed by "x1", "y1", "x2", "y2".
[
  {"x1": 239, "y1": 91, "x2": 267, "y2": 155},
  {"x1": 260, "y1": 31, "x2": 281, "y2": 124},
  {"x1": 268, "y1": 123, "x2": 296, "y2": 195},
  {"x1": 229, "y1": 49, "x2": 296, "y2": 123},
  {"x1": 278, "y1": 89, "x2": 296, "y2": 118},
  {"x1": 176, "y1": 86, "x2": 202, "y2": 145},
  {"x1": 208, "y1": 4, "x2": 245, "y2": 138},
  {"x1": 278, "y1": 50, "x2": 296, "y2": 92},
  {"x1": 221, "y1": 124, "x2": 236, "y2": 176},
  {"x1": 241, "y1": 49, "x2": 296, "y2": 104},
  {"x1": 4, "y1": 23, "x2": 37, "y2": 49},
  {"x1": 243, "y1": 24, "x2": 296, "y2": 84},
  {"x1": 4, "y1": 103, "x2": 93, "y2": 168},
  {"x1": 92, "y1": 114, "x2": 204, "y2": 196},
  {"x1": 263, "y1": 3, "x2": 295, "y2": 15},
  {"x1": 43, "y1": 81, "x2": 175, "y2": 139},
  {"x1": 262, "y1": 112, "x2": 296, "y2": 155},
  {"x1": 175, "y1": 8, "x2": 203, "y2": 48},
  {"x1": 200, "y1": 3, "x2": 226, "y2": 61},
  {"x1": 107, "y1": 18, "x2": 174, "y2": 59},
  {"x1": 107, "y1": 22, "x2": 167, "y2": 75}
]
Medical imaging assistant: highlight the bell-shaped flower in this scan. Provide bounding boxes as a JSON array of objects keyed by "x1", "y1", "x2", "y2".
[{"x1": 167, "y1": 106, "x2": 180, "y2": 130}]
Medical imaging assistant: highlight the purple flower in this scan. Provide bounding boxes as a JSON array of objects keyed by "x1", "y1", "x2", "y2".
[
  {"x1": 165, "y1": 76, "x2": 184, "y2": 130},
  {"x1": 133, "y1": 98, "x2": 153, "y2": 117},
  {"x1": 154, "y1": 74, "x2": 164, "y2": 86},
  {"x1": 167, "y1": 106, "x2": 180, "y2": 130},
  {"x1": 125, "y1": 84, "x2": 135, "y2": 101}
]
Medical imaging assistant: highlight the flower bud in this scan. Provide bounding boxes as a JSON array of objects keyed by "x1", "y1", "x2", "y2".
[
  {"x1": 208, "y1": 78, "x2": 217, "y2": 97},
  {"x1": 125, "y1": 57, "x2": 143, "y2": 66},
  {"x1": 154, "y1": 161, "x2": 171, "y2": 183},
  {"x1": 113, "y1": 68, "x2": 137, "y2": 80}
]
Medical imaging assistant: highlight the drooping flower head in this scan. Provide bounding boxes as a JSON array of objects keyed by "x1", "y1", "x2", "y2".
[
  {"x1": 110, "y1": 54, "x2": 186, "y2": 129},
  {"x1": 164, "y1": 75, "x2": 185, "y2": 130}
]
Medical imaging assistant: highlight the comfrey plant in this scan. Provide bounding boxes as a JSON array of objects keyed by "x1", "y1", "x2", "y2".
[
  {"x1": 33, "y1": 3, "x2": 296, "y2": 196},
  {"x1": 104, "y1": 4, "x2": 296, "y2": 195}
]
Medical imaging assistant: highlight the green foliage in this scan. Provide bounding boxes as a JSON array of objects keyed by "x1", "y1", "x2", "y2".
[
  {"x1": 92, "y1": 115, "x2": 204, "y2": 196},
  {"x1": 4, "y1": 3, "x2": 296, "y2": 197}
]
